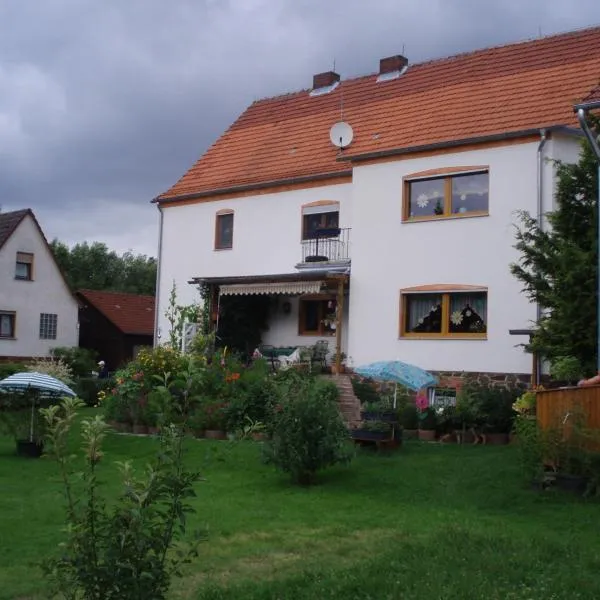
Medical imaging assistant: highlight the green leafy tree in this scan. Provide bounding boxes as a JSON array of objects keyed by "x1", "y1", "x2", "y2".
[
  {"x1": 264, "y1": 376, "x2": 353, "y2": 485},
  {"x1": 511, "y1": 121, "x2": 599, "y2": 375},
  {"x1": 50, "y1": 240, "x2": 157, "y2": 295}
]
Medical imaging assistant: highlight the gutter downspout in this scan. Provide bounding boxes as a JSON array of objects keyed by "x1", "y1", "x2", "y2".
[
  {"x1": 153, "y1": 204, "x2": 164, "y2": 346},
  {"x1": 534, "y1": 129, "x2": 547, "y2": 386}
]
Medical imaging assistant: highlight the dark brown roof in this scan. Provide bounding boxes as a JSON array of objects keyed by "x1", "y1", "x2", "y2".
[
  {"x1": 77, "y1": 289, "x2": 155, "y2": 336},
  {"x1": 0, "y1": 209, "x2": 30, "y2": 250},
  {"x1": 158, "y1": 26, "x2": 600, "y2": 202}
]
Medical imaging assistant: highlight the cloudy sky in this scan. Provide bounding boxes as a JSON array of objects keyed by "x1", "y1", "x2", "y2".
[{"x1": 1, "y1": 0, "x2": 599, "y2": 257}]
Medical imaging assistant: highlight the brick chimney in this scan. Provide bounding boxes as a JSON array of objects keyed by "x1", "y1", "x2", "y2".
[
  {"x1": 379, "y1": 55, "x2": 408, "y2": 75},
  {"x1": 313, "y1": 71, "x2": 340, "y2": 90}
]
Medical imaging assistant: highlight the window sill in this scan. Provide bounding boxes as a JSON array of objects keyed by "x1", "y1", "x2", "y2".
[
  {"x1": 14, "y1": 277, "x2": 33, "y2": 282},
  {"x1": 402, "y1": 211, "x2": 489, "y2": 224},
  {"x1": 0, "y1": 337, "x2": 16, "y2": 341},
  {"x1": 400, "y1": 334, "x2": 487, "y2": 341},
  {"x1": 214, "y1": 247, "x2": 233, "y2": 252}
]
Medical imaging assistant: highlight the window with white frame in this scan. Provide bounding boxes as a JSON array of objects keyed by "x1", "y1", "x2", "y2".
[{"x1": 39, "y1": 313, "x2": 58, "y2": 340}]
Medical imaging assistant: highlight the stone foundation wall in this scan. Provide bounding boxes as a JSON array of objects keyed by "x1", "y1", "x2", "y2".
[
  {"x1": 349, "y1": 370, "x2": 533, "y2": 394},
  {"x1": 432, "y1": 371, "x2": 531, "y2": 391}
]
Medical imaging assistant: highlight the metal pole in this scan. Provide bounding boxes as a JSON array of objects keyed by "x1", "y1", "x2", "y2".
[{"x1": 575, "y1": 106, "x2": 600, "y2": 371}]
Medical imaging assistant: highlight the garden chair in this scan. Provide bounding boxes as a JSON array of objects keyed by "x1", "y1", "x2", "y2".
[
  {"x1": 259, "y1": 345, "x2": 280, "y2": 372},
  {"x1": 311, "y1": 341, "x2": 329, "y2": 371}
]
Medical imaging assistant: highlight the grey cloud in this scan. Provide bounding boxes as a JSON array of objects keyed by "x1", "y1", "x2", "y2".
[{"x1": 1, "y1": 0, "x2": 599, "y2": 254}]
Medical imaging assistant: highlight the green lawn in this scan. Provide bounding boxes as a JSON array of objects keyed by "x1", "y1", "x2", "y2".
[{"x1": 1, "y1": 413, "x2": 600, "y2": 599}]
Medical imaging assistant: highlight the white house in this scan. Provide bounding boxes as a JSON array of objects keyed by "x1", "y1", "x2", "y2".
[
  {"x1": 0, "y1": 209, "x2": 79, "y2": 359},
  {"x1": 153, "y1": 26, "x2": 600, "y2": 385}
]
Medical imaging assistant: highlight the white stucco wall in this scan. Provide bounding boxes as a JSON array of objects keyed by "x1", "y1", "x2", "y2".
[
  {"x1": 348, "y1": 141, "x2": 543, "y2": 374},
  {"x1": 0, "y1": 214, "x2": 79, "y2": 357},
  {"x1": 545, "y1": 133, "x2": 584, "y2": 212},
  {"x1": 157, "y1": 134, "x2": 585, "y2": 372},
  {"x1": 156, "y1": 182, "x2": 352, "y2": 342}
]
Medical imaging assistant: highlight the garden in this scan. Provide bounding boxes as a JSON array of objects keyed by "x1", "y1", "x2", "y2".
[{"x1": 1, "y1": 339, "x2": 600, "y2": 599}]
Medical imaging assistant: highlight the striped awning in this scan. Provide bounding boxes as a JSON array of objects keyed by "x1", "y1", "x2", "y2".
[{"x1": 219, "y1": 280, "x2": 324, "y2": 296}]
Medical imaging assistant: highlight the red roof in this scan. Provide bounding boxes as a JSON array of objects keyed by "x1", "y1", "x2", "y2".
[
  {"x1": 158, "y1": 26, "x2": 600, "y2": 201},
  {"x1": 0, "y1": 209, "x2": 30, "y2": 250},
  {"x1": 78, "y1": 289, "x2": 155, "y2": 336}
]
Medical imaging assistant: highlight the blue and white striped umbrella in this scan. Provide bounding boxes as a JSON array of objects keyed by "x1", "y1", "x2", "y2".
[
  {"x1": 354, "y1": 360, "x2": 438, "y2": 392},
  {"x1": 0, "y1": 372, "x2": 76, "y2": 397}
]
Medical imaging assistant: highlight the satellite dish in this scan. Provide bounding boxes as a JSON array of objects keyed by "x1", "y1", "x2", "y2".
[{"x1": 329, "y1": 121, "x2": 354, "y2": 149}]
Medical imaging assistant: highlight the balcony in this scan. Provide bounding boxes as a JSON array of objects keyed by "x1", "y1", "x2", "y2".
[{"x1": 299, "y1": 227, "x2": 351, "y2": 267}]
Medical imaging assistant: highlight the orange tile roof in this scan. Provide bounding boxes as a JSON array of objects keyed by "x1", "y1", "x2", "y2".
[
  {"x1": 78, "y1": 289, "x2": 155, "y2": 336},
  {"x1": 158, "y1": 26, "x2": 600, "y2": 202}
]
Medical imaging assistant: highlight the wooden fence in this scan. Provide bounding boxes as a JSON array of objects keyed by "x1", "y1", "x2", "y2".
[{"x1": 537, "y1": 385, "x2": 600, "y2": 431}]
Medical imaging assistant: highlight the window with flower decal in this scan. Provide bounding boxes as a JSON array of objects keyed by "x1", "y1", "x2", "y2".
[
  {"x1": 403, "y1": 168, "x2": 489, "y2": 221},
  {"x1": 401, "y1": 290, "x2": 487, "y2": 338},
  {"x1": 299, "y1": 297, "x2": 336, "y2": 335}
]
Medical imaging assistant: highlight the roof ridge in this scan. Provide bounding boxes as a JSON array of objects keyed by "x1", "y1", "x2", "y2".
[{"x1": 249, "y1": 24, "x2": 600, "y2": 105}]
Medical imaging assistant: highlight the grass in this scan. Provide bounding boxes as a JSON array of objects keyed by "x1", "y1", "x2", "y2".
[{"x1": 1, "y1": 411, "x2": 600, "y2": 599}]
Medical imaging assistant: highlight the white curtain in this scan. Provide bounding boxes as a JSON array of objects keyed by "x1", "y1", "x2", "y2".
[{"x1": 407, "y1": 294, "x2": 442, "y2": 331}]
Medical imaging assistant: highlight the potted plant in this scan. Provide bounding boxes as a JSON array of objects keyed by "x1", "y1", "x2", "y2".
[
  {"x1": 0, "y1": 391, "x2": 49, "y2": 457},
  {"x1": 361, "y1": 398, "x2": 398, "y2": 423},
  {"x1": 418, "y1": 407, "x2": 437, "y2": 441},
  {"x1": 480, "y1": 387, "x2": 517, "y2": 445},
  {"x1": 351, "y1": 420, "x2": 393, "y2": 442},
  {"x1": 550, "y1": 356, "x2": 583, "y2": 387},
  {"x1": 330, "y1": 352, "x2": 347, "y2": 375},
  {"x1": 400, "y1": 403, "x2": 419, "y2": 439},
  {"x1": 203, "y1": 401, "x2": 228, "y2": 440}
]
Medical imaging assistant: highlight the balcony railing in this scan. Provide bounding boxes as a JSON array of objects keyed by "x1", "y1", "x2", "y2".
[{"x1": 301, "y1": 227, "x2": 351, "y2": 264}]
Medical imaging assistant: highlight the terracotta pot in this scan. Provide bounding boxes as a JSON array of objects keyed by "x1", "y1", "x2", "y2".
[
  {"x1": 418, "y1": 429, "x2": 436, "y2": 442},
  {"x1": 402, "y1": 429, "x2": 418, "y2": 440},
  {"x1": 485, "y1": 432, "x2": 509, "y2": 445},
  {"x1": 251, "y1": 432, "x2": 267, "y2": 441},
  {"x1": 132, "y1": 424, "x2": 149, "y2": 435},
  {"x1": 204, "y1": 429, "x2": 227, "y2": 440}
]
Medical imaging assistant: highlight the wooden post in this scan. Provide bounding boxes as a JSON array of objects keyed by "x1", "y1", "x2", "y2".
[
  {"x1": 335, "y1": 278, "x2": 344, "y2": 374},
  {"x1": 531, "y1": 350, "x2": 538, "y2": 389}
]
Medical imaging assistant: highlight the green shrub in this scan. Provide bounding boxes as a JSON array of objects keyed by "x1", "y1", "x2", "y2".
[
  {"x1": 50, "y1": 346, "x2": 98, "y2": 378},
  {"x1": 351, "y1": 377, "x2": 380, "y2": 405},
  {"x1": 457, "y1": 379, "x2": 520, "y2": 433},
  {"x1": 0, "y1": 362, "x2": 26, "y2": 380},
  {"x1": 41, "y1": 398, "x2": 201, "y2": 599},
  {"x1": 263, "y1": 378, "x2": 353, "y2": 485},
  {"x1": 76, "y1": 377, "x2": 113, "y2": 407},
  {"x1": 400, "y1": 404, "x2": 419, "y2": 429}
]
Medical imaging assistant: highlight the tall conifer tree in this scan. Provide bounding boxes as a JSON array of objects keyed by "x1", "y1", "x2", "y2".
[{"x1": 511, "y1": 118, "x2": 600, "y2": 375}]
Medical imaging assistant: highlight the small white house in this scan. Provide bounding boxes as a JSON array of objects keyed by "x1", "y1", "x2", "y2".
[
  {"x1": 153, "y1": 26, "x2": 600, "y2": 386},
  {"x1": 0, "y1": 209, "x2": 79, "y2": 360}
]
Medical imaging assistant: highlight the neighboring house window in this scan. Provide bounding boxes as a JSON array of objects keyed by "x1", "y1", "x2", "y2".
[
  {"x1": 215, "y1": 210, "x2": 234, "y2": 249},
  {"x1": 15, "y1": 252, "x2": 34, "y2": 280},
  {"x1": 400, "y1": 289, "x2": 487, "y2": 338},
  {"x1": 0, "y1": 311, "x2": 16, "y2": 338},
  {"x1": 39, "y1": 313, "x2": 58, "y2": 340},
  {"x1": 302, "y1": 201, "x2": 340, "y2": 239},
  {"x1": 403, "y1": 168, "x2": 489, "y2": 221},
  {"x1": 299, "y1": 297, "x2": 336, "y2": 335}
]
